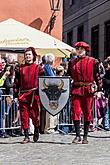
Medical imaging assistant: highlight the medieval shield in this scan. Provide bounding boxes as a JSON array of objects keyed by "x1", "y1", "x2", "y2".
[{"x1": 39, "y1": 76, "x2": 70, "y2": 116}]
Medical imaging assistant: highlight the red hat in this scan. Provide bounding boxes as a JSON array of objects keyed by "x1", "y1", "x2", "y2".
[{"x1": 74, "y1": 41, "x2": 90, "y2": 52}]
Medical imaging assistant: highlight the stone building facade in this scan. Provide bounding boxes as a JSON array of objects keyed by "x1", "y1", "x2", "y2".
[{"x1": 63, "y1": 0, "x2": 110, "y2": 60}]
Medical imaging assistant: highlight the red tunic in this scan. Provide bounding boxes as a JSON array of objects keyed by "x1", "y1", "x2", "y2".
[
  {"x1": 69, "y1": 56, "x2": 96, "y2": 96},
  {"x1": 20, "y1": 63, "x2": 42, "y2": 91},
  {"x1": 15, "y1": 63, "x2": 44, "y2": 129},
  {"x1": 68, "y1": 56, "x2": 101, "y2": 121}
]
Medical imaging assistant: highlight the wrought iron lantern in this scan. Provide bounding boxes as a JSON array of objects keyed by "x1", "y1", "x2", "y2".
[
  {"x1": 49, "y1": 0, "x2": 61, "y2": 11},
  {"x1": 49, "y1": 0, "x2": 61, "y2": 32}
]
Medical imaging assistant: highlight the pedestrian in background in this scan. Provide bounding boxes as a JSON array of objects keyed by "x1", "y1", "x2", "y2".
[
  {"x1": 102, "y1": 58, "x2": 110, "y2": 130},
  {"x1": 43, "y1": 53, "x2": 57, "y2": 133},
  {"x1": 39, "y1": 55, "x2": 47, "y2": 134}
]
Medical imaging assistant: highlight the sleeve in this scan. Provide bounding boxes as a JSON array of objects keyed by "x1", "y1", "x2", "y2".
[
  {"x1": 67, "y1": 60, "x2": 72, "y2": 77},
  {"x1": 0, "y1": 76, "x2": 6, "y2": 86},
  {"x1": 99, "y1": 62, "x2": 105, "y2": 78},
  {"x1": 13, "y1": 69, "x2": 20, "y2": 98},
  {"x1": 4, "y1": 77, "x2": 13, "y2": 88},
  {"x1": 44, "y1": 64, "x2": 55, "y2": 76},
  {"x1": 103, "y1": 77, "x2": 110, "y2": 86},
  {"x1": 38, "y1": 65, "x2": 44, "y2": 76},
  {"x1": 93, "y1": 59, "x2": 103, "y2": 91}
]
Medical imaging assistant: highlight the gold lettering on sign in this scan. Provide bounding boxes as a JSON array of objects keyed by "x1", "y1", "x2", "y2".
[{"x1": 0, "y1": 38, "x2": 30, "y2": 45}]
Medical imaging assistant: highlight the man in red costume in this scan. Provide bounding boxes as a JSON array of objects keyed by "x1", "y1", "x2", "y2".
[
  {"x1": 14, "y1": 47, "x2": 44, "y2": 144},
  {"x1": 67, "y1": 41, "x2": 102, "y2": 144}
]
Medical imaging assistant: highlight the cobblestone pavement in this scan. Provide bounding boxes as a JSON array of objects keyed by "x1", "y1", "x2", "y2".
[{"x1": 0, "y1": 130, "x2": 110, "y2": 165}]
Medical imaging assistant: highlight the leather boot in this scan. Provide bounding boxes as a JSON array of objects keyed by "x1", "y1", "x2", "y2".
[
  {"x1": 82, "y1": 121, "x2": 90, "y2": 144},
  {"x1": 72, "y1": 136, "x2": 81, "y2": 144},
  {"x1": 21, "y1": 137, "x2": 30, "y2": 144},
  {"x1": 21, "y1": 129, "x2": 30, "y2": 144},
  {"x1": 72, "y1": 120, "x2": 81, "y2": 144},
  {"x1": 33, "y1": 127, "x2": 39, "y2": 142}
]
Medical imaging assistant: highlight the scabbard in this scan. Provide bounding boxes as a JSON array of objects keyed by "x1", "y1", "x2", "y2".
[{"x1": 30, "y1": 90, "x2": 35, "y2": 107}]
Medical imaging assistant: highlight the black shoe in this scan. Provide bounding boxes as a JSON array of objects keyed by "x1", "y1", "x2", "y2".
[
  {"x1": 21, "y1": 137, "x2": 30, "y2": 144},
  {"x1": 10, "y1": 133, "x2": 20, "y2": 137},
  {"x1": 82, "y1": 136, "x2": 89, "y2": 144},
  {"x1": 72, "y1": 137, "x2": 81, "y2": 144},
  {"x1": 33, "y1": 127, "x2": 39, "y2": 142},
  {"x1": 40, "y1": 131, "x2": 44, "y2": 134},
  {"x1": 2, "y1": 134, "x2": 10, "y2": 138},
  {"x1": 104, "y1": 128, "x2": 110, "y2": 131},
  {"x1": 0, "y1": 134, "x2": 2, "y2": 137},
  {"x1": 82, "y1": 139, "x2": 89, "y2": 144}
]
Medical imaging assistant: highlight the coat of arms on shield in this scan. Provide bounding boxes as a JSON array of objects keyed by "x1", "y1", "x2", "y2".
[{"x1": 39, "y1": 76, "x2": 70, "y2": 116}]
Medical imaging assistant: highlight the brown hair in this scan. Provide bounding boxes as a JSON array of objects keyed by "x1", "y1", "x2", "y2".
[
  {"x1": 24, "y1": 47, "x2": 37, "y2": 62},
  {"x1": 56, "y1": 65, "x2": 64, "y2": 75}
]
